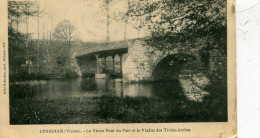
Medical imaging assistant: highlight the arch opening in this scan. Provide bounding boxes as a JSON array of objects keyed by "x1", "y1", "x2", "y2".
[{"x1": 152, "y1": 53, "x2": 200, "y2": 81}]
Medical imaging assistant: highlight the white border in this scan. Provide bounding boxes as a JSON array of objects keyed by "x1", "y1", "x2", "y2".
[{"x1": 236, "y1": 0, "x2": 260, "y2": 137}]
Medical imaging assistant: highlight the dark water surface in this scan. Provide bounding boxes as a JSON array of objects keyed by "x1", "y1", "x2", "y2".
[
  {"x1": 10, "y1": 77, "x2": 184, "y2": 100},
  {"x1": 9, "y1": 77, "x2": 227, "y2": 124}
]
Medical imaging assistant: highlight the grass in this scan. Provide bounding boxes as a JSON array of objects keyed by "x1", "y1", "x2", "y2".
[{"x1": 10, "y1": 83, "x2": 227, "y2": 124}]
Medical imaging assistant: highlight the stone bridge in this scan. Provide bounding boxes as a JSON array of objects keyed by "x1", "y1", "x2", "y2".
[{"x1": 74, "y1": 39, "x2": 206, "y2": 83}]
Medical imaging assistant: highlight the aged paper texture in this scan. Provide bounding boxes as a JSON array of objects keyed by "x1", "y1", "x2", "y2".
[{"x1": 0, "y1": 0, "x2": 236, "y2": 137}]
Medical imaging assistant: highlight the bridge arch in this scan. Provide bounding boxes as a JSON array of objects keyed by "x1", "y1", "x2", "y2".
[
  {"x1": 121, "y1": 40, "x2": 205, "y2": 82},
  {"x1": 151, "y1": 53, "x2": 198, "y2": 81}
]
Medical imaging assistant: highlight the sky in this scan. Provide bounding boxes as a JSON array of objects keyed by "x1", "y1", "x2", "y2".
[{"x1": 18, "y1": 0, "x2": 147, "y2": 42}]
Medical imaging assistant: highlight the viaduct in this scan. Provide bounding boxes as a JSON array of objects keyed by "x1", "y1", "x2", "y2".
[{"x1": 74, "y1": 39, "x2": 207, "y2": 83}]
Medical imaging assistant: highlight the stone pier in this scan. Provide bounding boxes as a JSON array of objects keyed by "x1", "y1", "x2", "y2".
[{"x1": 75, "y1": 39, "x2": 205, "y2": 82}]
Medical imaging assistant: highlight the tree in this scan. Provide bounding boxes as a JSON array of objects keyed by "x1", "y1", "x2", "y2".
[
  {"x1": 8, "y1": 1, "x2": 40, "y2": 75},
  {"x1": 112, "y1": 0, "x2": 138, "y2": 39},
  {"x1": 23, "y1": 1, "x2": 40, "y2": 74},
  {"x1": 8, "y1": 1, "x2": 39, "y2": 46},
  {"x1": 105, "y1": 0, "x2": 112, "y2": 43},
  {"x1": 127, "y1": 0, "x2": 226, "y2": 50},
  {"x1": 126, "y1": 0, "x2": 227, "y2": 84},
  {"x1": 52, "y1": 20, "x2": 76, "y2": 50},
  {"x1": 51, "y1": 20, "x2": 82, "y2": 77},
  {"x1": 93, "y1": 0, "x2": 122, "y2": 43},
  {"x1": 99, "y1": 0, "x2": 113, "y2": 44}
]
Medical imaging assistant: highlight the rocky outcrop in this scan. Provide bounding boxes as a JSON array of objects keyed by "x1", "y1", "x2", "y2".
[
  {"x1": 179, "y1": 71, "x2": 210, "y2": 102},
  {"x1": 69, "y1": 54, "x2": 82, "y2": 77}
]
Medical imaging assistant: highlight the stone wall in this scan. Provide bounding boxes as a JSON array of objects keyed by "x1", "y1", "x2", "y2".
[
  {"x1": 122, "y1": 40, "x2": 203, "y2": 82},
  {"x1": 121, "y1": 40, "x2": 212, "y2": 101},
  {"x1": 122, "y1": 40, "x2": 154, "y2": 82}
]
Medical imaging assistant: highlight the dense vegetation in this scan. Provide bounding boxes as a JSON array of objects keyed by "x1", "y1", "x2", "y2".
[
  {"x1": 125, "y1": 0, "x2": 227, "y2": 85},
  {"x1": 8, "y1": 2, "x2": 81, "y2": 81}
]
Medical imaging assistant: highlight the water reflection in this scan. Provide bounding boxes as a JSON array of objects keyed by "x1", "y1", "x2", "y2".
[{"x1": 10, "y1": 77, "x2": 201, "y2": 101}]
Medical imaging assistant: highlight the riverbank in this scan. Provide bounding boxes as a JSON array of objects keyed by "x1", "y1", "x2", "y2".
[{"x1": 10, "y1": 84, "x2": 227, "y2": 124}]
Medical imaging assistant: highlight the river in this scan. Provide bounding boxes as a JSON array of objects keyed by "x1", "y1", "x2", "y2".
[
  {"x1": 9, "y1": 77, "x2": 227, "y2": 124},
  {"x1": 10, "y1": 77, "x2": 187, "y2": 100}
]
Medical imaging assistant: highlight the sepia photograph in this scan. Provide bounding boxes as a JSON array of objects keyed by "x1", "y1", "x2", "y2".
[{"x1": 7, "y1": 0, "x2": 229, "y2": 125}]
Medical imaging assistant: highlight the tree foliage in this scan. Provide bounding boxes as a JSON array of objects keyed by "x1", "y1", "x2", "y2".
[
  {"x1": 127, "y1": 0, "x2": 226, "y2": 51},
  {"x1": 125, "y1": 0, "x2": 227, "y2": 84},
  {"x1": 8, "y1": 1, "x2": 40, "y2": 75},
  {"x1": 8, "y1": 1, "x2": 40, "y2": 27},
  {"x1": 52, "y1": 20, "x2": 76, "y2": 50}
]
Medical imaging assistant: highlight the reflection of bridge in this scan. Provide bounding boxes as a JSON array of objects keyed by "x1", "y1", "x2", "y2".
[{"x1": 75, "y1": 39, "x2": 205, "y2": 82}]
